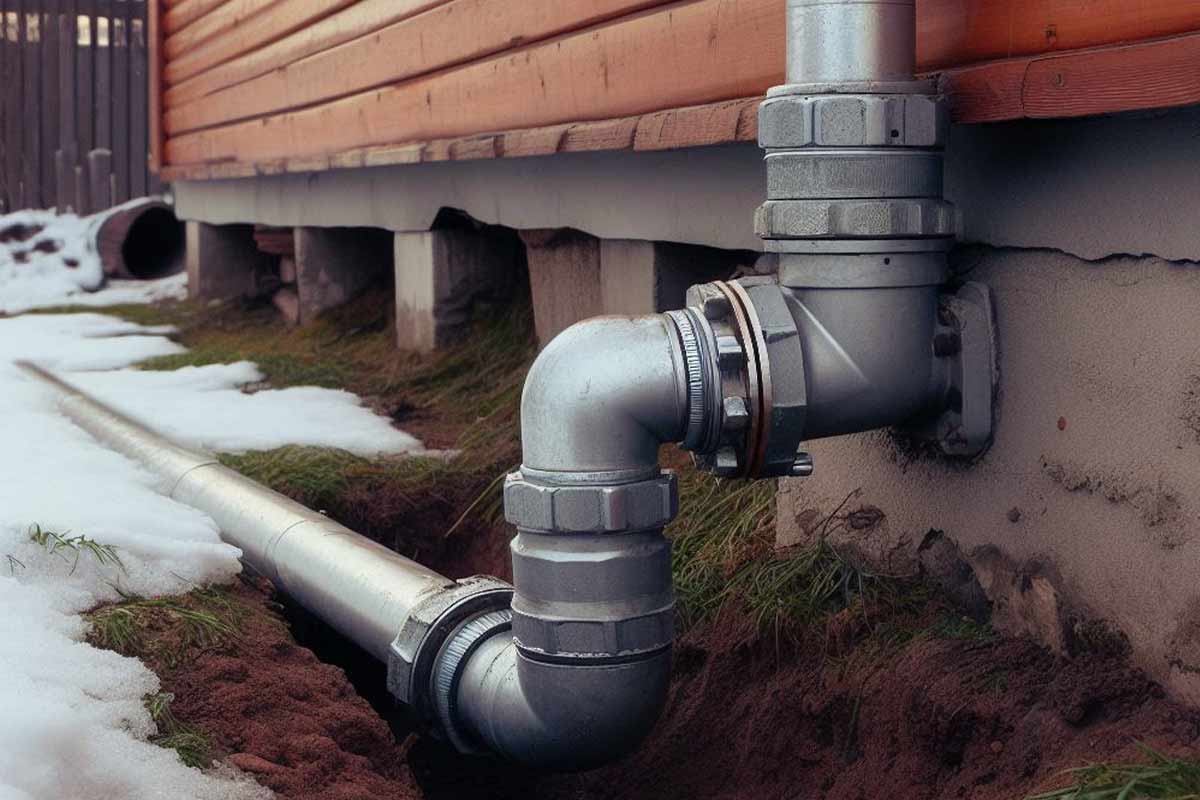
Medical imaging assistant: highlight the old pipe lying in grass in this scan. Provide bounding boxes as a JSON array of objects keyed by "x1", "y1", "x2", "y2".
[{"x1": 93, "y1": 198, "x2": 187, "y2": 280}]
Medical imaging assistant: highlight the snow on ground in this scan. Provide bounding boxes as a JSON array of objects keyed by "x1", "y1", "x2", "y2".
[
  {"x1": 0, "y1": 245, "x2": 427, "y2": 797},
  {"x1": 0, "y1": 205, "x2": 188, "y2": 314},
  {"x1": 70, "y1": 362, "x2": 425, "y2": 455}
]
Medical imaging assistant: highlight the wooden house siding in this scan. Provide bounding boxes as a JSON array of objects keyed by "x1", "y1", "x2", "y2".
[{"x1": 151, "y1": 0, "x2": 1200, "y2": 181}]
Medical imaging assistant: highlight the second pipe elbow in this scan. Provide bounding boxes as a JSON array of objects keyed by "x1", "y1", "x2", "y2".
[{"x1": 429, "y1": 312, "x2": 689, "y2": 769}]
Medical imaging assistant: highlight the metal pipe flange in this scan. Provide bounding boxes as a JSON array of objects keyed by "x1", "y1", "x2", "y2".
[
  {"x1": 432, "y1": 609, "x2": 513, "y2": 753},
  {"x1": 664, "y1": 309, "x2": 715, "y2": 452}
]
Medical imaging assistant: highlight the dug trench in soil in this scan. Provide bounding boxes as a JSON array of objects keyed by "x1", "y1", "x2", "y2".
[{"x1": 79, "y1": 282, "x2": 1199, "y2": 800}]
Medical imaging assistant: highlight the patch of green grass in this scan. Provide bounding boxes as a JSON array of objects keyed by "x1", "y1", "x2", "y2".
[
  {"x1": 145, "y1": 692, "x2": 214, "y2": 769},
  {"x1": 87, "y1": 586, "x2": 244, "y2": 671},
  {"x1": 21, "y1": 302, "x2": 193, "y2": 327},
  {"x1": 213, "y1": 294, "x2": 535, "y2": 541},
  {"x1": 1030, "y1": 747, "x2": 1200, "y2": 800},
  {"x1": 28, "y1": 523, "x2": 125, "y2": 575},
  {"x1": 669, "y1": 471, "x2": 778, "y2": 628},
  {"x1": 141, "y1": 347, "x2": 352, "y2": 388},
  {"x1": 669, "y1": 476, "x2": 923, "y2": 637}
]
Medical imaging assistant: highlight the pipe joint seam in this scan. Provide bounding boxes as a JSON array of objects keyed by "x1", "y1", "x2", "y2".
[
  {"x1": 431, "y1": 609, "x2": 514, "y2": 754},
  {"x1": 387, "y1": 576, "x2": 513, "y2": 724}
]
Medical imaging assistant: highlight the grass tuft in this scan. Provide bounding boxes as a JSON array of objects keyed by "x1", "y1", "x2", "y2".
[
  {"x1": 28, "y1": 523, "x2": 125, "y2": 575},
  {"x1": 1030, "y1": 747, "x2": 1200, "y2": 800},
  {"x1": 87, "y1": 586, "x2": 244, "y2": 671},
  {"x1": 22, "y1": 301, "x2": 193, "y2": 327},
  {"x1": 669, "y1": 475, "x2": 924, "y2": 638},
  {"x1": 145, "y1": 692, "x2": 214, "y2": 769}
]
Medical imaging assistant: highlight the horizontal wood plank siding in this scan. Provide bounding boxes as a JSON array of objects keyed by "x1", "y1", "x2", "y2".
[
  {"x1": 164, "y1": 0, "x2": 678, "y2": 135},
  {"x1": 165, "y1": 0, "x2": 356, "y2": 84},
  {"x1": 943, "y1": 32, "x2": 1200, "y2": 123},
  {"x1": 919, "y1": 0, "x2": 1200, "y2": 69},
  {"x1": 165, "y1": 0, "x2": 783, "y2": 165},
  {"x1": 164, "y1": 0, "x2": 450, "y2": 106},
  {"x1": 156, "y1": 0, "x2": 1200, "y2": 177}
]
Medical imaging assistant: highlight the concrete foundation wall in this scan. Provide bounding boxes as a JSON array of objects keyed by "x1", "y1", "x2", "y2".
[
  {"x1": 777, "y1": 245, "x2": 1200, "y2": 703},
  {"x1": 173, "y1": 106, "x2": 1200, "y2": 263}
]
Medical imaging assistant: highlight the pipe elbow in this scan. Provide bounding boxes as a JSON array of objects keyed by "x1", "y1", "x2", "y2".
[
  {"x1": 456, "y1": 633, "x2": 671, "y2": 771},
  {"x1": 519, "y1": 315, "x2": 688, "y2": 477}
]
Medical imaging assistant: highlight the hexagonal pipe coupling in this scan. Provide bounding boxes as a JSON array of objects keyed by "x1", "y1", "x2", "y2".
[{"x1": 503, "y1": 470, "x2": 678, "y2": 534}]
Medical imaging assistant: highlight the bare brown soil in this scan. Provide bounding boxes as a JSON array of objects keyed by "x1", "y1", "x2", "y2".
[
  {"x1": 158, "y1": 580, "x2": 422, "y2": 800},
  {"x1": 154, "y1": 535, "x2": 1198, "y2": 800},
  {"x1": 543, "y1": 614, "x2": 1198, "y2": 800}
]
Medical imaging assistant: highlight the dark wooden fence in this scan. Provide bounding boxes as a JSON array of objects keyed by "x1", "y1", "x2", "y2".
[{"x1": 0, "y1": 0, "x2": 162, "y2": 215}]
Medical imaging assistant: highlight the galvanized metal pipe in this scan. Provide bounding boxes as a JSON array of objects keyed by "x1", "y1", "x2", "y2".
[
  {"x1": 785, "y1": 0, "x2": 916, "y2": 84},
  {"x1": 16, "y1": 361, "x2": 453, "y2": 663}
]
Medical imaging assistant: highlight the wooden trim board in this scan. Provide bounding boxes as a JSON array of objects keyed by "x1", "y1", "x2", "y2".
[{"x1": 159, "y1": 96, "x2": 760, "y2": 181}]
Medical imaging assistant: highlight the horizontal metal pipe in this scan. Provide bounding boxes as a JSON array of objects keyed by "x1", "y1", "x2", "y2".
[{"x1": 16, "y1": 361, "x2": 452, "y2": 662}]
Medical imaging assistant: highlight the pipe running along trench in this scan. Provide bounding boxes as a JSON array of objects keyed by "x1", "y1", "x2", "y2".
[{"x1": 21, "y1": 0, "x2": 998, "y2": 772}]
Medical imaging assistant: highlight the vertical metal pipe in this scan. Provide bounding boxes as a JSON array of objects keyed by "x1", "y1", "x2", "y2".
[{"x1": 785, "y1": 0, "x2": 916, "y2": 84}]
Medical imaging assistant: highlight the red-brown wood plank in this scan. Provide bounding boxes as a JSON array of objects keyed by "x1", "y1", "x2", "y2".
[{"x1": 941, "y1": 32, "x2": 1200, "y2": 123}]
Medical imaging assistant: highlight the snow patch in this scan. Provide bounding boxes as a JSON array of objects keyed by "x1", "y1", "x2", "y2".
[
  {"x1": 0, "y1": 311, "x2": 424, "y2": 797},
  {"x1": 70, "y1": 362, "x2": 426, "y2": 455},
  {"x1": 0, "y1": 207, "x2": 187, "y2": 314}
]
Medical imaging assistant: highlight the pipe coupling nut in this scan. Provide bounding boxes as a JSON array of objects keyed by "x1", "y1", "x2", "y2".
[
  {"x1": 387, "y1": 576, "x2": 513, "y2": 721},
  {"x1": 504, "y1": 471, "x2": 679, "y2": 534},
  {"x1": 758, "y1": 92, "x2": 946, "y2": 149}
]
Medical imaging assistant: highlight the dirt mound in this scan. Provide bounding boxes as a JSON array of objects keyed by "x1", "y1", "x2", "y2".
[
  {"x1": 532, "y1": 610, "x2": 1198, "y2": 800},
  {"x1": 158, "y1": 580, "x2": 421, "y2": 800}
]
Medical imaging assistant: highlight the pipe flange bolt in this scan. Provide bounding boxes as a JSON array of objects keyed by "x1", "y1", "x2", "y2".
[
  {"x1": 504, "y1": 471, "x2": 679, "y2": 534},
  {"x1": 758, "y1": 93, "x2": 946, "y2": 149},
  {"x1": 755, "y1": 198, "x2": 957, "y2": 240},
  {"x1": 387, "y1": 576, "x2": 513, "y2": 719}
]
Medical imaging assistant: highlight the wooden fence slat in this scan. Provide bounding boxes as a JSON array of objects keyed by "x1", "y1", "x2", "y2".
[
  {"x1": 111, "y1": 0, "x2": 129, "y2": 202},
  {"x1": 94, "y1": 0, "x2": 110, "y2": 149},
  {"x1": 147, "y1": 0, "x2": 160, "y2": 172},
  {"x1": 87, "y1": 146, "x2": 111, "y2": 208},
  {"x1": 5, "y1": 5, "x2": 25, "y2": 209},
  {"x1": 22, "y1": 0, "x2": 42, "y2": 208},
  {"x1": 73, "y1": 160, "x2": 88, "y2": 213},
  {"x1": 57, "y1": 0, "x2": 76, "y2": 210},
  {"x1": 0, "y1": 0, "x2": 154, "y2": 213},
  {"x1": 41, "y1": 0, "x2": 59, "y2": 209},
  {"x1": 129, "y1": 0, "x2": 146, "y2": 196},
  {"x1": 75, "y1": 0, "x2": 94, "y2": 161},
  {"x1": 0, "y1": 5, "x2": 10, "y2": 211}
]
